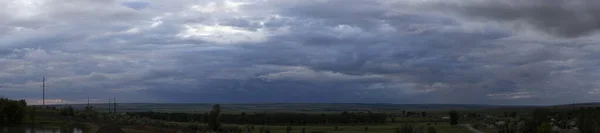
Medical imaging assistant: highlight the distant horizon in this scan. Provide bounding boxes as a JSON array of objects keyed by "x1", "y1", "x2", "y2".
[{"x1": 32, "y1": 102, "x2": 567, "y2": 106}]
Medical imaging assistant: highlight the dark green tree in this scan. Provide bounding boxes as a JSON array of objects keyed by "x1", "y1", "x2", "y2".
[
  {"x1": 576, "y1": 108, "x2": 600, "y2": 133},
  {"x1": 4, "y1": 100, "x2": 26, "y2": 124},
  {"x1": 416, "y1": 125, "x2": 425, "y2": 133},
  {"x1": 449, "y1": 110, "x2": 458, "y2": 127},
  {"x1": 240, "y1": 112, "x2": 247, "y2": 124},
  {"x1": 400, "y1": 124, "x2": 414, "y2": 133},
  {"x1": 60, "y1": 105, "x2": 75, "y2": 117},
  {"x1": 286, "y1": 126, "x2": 292, "y2": 133},
  {"x1": 18, "y1": 99, "x2": 26, "y2": 107},
  {"x1": 0, "y1": 98, "x2": 27, "y2": 124},
  {"x1": 537, "y1": 122, "x2": 552, "y2": 133},
  {"x1": 30, "y1": 107, "x2": 36, "y2": 123},
  {"x1": 509, "y1": 112, "x2": 517, "y2": 118},
  {"x1": 207, "y1": 104, "x2": 222, "y2": 131},
  {"x1": 427, "y1": 126, "x2": 437, "y2": 133}
]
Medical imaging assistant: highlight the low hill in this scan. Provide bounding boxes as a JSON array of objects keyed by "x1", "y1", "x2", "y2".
[
  {"x1": 45, "y1": 103, "x2": 538, "y2": 113},
  {"x1": 552, "y1": 102, "x2": 600, "y2": 108}
]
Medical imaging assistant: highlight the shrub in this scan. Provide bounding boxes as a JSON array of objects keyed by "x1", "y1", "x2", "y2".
[
  {"x1": 400, "y1": 124, "x2": 414, "y2": 133},
  {"x1": 427, "y1": 126, "x2": 437, "y2": 133}
]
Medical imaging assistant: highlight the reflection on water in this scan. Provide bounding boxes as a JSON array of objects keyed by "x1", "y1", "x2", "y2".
[{"x1": 0, "y1": 126, "x2": 83, "y2": 133}]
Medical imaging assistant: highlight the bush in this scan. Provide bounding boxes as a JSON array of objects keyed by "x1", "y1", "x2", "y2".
[
  {"x1": 537, "y1": 123, "x2": 552, "y2": 133},
  {"x1": 472, "y1": 122, "x2": 484, "y2": 129},
  {"x1": 0, "y1": 98, "x2": 27, "y2": 124},
  {"x1": 60, "y1": 105, "x2": 75, "y2": 116},
  {"x1": 400, "y1": 124, "x2": 414, "y2": 133},
  {"x1": 427, "y1": 127, "x2": 437, "y2": 133}
]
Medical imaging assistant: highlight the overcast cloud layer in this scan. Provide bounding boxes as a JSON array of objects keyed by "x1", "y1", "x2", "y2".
[{"x1": 2, "y1": 0, "x2": 600, "y2": 105}]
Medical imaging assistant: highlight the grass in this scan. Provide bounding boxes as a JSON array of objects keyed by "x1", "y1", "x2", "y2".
[
  {"x1": 24, "y1": 107, "x2": 497, "y2": 133},
  {"x1": 127, "y1": 122, "x2": 475, "y2": 133},
  {"x1": 478, "y1": 127, "x2": 497, "y2": 133}
]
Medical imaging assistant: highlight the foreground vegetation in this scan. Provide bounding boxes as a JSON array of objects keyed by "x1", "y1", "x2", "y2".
[{"x1": 2, "y1": 98, "x2": 600, "y2": 133}]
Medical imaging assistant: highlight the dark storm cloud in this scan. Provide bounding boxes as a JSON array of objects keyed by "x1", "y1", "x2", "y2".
[
  {"x1": 425, "y1": 0, "x2": 600, "y2": 37},
  {"x1": 2, "y1": 0, "x2": 600, "y2": 105}
]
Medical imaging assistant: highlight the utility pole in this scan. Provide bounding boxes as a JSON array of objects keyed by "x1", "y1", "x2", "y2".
[
  {"x1": 42, "y1": 77, "x2": 45, "y2": 106},
  {"x1": 87, "y1": 96, "x2": 90, "y2": 110},
  {"x1": 108, "y1": 97, "x2": 111, "y2": 113},
  {"x1": 113, "y1": 97, "x2": 116, "y2": 113}
]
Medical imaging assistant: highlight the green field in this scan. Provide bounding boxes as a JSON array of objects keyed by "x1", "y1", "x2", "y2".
[{"x1": 18, "y1": 103, "x2": 587, "y2": 133}]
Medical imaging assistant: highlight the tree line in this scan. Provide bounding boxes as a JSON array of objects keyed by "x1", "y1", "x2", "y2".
[
  {"x1": 126, "y1": 110, "x2": 388, "y2": 125},
  {"x1": 574, "y1": 107, "x2": 600, "y2": 133}
]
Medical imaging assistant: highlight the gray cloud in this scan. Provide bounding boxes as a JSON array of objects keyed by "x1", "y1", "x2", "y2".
[
  {"x1": 420, "y1": 0, "x2": 600, "y2": 38},
  {"x1": 2, "y1": 0, "x2": 600, "y2": 105}
]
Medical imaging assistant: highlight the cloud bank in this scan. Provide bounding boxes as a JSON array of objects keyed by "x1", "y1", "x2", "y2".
[{"x1": 1, "y1": 0, "x2": 600, "y2": 105}]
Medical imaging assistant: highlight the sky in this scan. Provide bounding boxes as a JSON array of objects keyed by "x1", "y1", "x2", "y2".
[{"x1": 2, "y1": 0, "x2": 600, "y2": 105}]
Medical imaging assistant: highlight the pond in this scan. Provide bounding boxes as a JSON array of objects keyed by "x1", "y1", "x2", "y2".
[{"x1": 0, "y1": 126, "x2": 84, "y2": 133}]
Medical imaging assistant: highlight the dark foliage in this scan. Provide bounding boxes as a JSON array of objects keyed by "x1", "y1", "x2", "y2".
[
  {"x1": 427, "y1": 126, "x2": 436, "y2": 133},
  {"x1": 0, "y1": 98, "x2": 27, "y2": 124},
  {"x1": 576, "y1": 107, "x2": 600, "y2": 133},
  {"x1": 126, "y1": 111, "x2": 387, "y2": 125},
  {"x1": 449, "y1": 110, "x2": 458, "y2": 127},
  {"x1": 208, "y1": 104, "x2": 221, "y2": 131},
  {"x1": 399, "y1": 124, "x2": 414, "y2": 133},
  {"x1": 60, "y1": 105, "x2": 75, "y2": 116}
]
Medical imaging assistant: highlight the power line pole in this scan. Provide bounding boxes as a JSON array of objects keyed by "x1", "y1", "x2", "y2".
[
  {"x1": 113, "y1": 97, "x2": 116, "y2": 113},
  {"x1": 87, "y1": 96, "x2": 90, "y2": 109},
  {"x1": 42, "y1": 77, "x2": 45, "y2": 106},
  {"x1": 108, "y1": 97, "x2": 111, "y2": 113}
]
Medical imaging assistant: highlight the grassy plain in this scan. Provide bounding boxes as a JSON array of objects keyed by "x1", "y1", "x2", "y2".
[{"x1": 33, "y1": 103, "x2": 542, "y2": 133}]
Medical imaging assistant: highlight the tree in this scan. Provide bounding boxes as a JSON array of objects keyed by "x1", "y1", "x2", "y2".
[
  {"x1": 0, "y1": 98, "x2": 26, "y2": 124},
  {"x1": 416, "y1": 125, "x2": 425, "y2": 133},
  {"x1": 203, "y1": 112, "x2": 209, "y2": 124},
  {"x1": 449, "y1": 110, "x2": 458, "y2": 127},
  {"x1": 286, "y1": 126, "x2": 292, "y2": 133},
  {"x1": 207, "y1": 104, "x2": 222, "y2": 131},
  {"x1": 400, "y1": 124, "x2": 414, "y2": 133},
  {"x1": 509, "y1": 112, "x2": 517, "y2": 118},
  {"x1": 30, "y1": 107, "x2": 36, "y2": 123},
  {"x1": 576, "y1": 108, "x2": 600, "y2": 133},
  {"x1": 519, "y1": 108, "x2": 551, "y2": 133},
  {"x1": 18, "y1": 99, "x2": 26, "y2": 107},
  {"x1": 85, "y1": 104, "x2": 94, "y2": 113},
  {"x1": 239, "y1": 112, "x2": 247, "y2": 124},
  {"x1": 4, "y1": 100, "x2": 26, "y2": 124},
  {"x1": 537, "y1": 123, "x2": 552, "y2": 133},
  {"x1": 427, "y1": 126, "x2": 437, "y2": 133}
]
